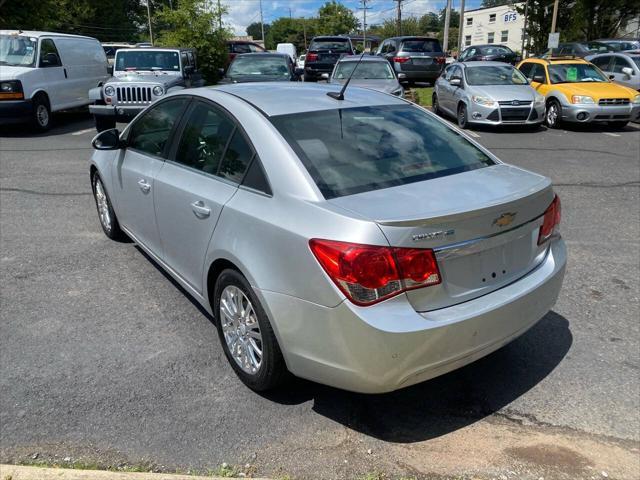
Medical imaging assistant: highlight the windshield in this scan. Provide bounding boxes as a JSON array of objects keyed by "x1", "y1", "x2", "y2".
[
  {"x1": 309, "y1": 40, "x2": 351, "y2": 52},
  {"x1": 466, "y1": 65, "x2": 527, "y2": 85},
  {"x1": 548, "y1": 63, "x2": 608, "y2": 83},
  {"x1": 606, "y1": 41, "x2": 640, "y2": 51},
  {"x1": 334, "y1": 61, "x2": 394, "y2": 80},
  {"x1": 228, "y1": 56, "x2": 289, "y2": 77},
  {"x1": 400, "y1": 39, "x2": 442, "y2": 53},
  {"x1": 115, "y1": 50, "x2": 180, "y2": 71},
  {"x1": 270, "y1": 105, "x2": 494, "y2": 199},
  {"x1": 586, "y1": 42, "x2": 610, "y2": 53},
  {"x1": 0, "y1": 35, "x2": 37, "y2": 67},
  {"x1": 633, "y1": 57, "x2": 640, "y2": 68}
]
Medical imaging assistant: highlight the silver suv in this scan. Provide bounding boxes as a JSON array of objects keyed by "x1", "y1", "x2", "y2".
[{"x1": 89, "y1": 47, "x2": 204, "y2": 131}]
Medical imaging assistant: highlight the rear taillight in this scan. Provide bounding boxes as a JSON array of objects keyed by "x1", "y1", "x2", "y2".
[
  {"x1": 309, "y1": 239, "x2": 441, "y2": 306},
  {"x1": 435, "y1": 56, "x2": 446, "y2": 64},
  {"x1": 538, "y1": 195, "x2": 561, "y2": 245},
  {"x1": 306, "y1": 53, "x2": 318, "y2": 62},
  {"x1": 393, "y1": 56, "x2": 410, "y2": 63}
]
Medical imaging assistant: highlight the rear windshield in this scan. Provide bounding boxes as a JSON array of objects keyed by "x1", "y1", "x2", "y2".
[
  {"x1": 228, "y1": 56, "x2": 289, "y2": 77},
  {"x1": 400, "y1": 39, "x2": 442, "y2": 53},
  {"x1": 309, "y1": 39, "x2": 351, "y2": 52},
  {"x1": 334, "y1": 61, "x2": 395, "y2": 79},
  {"x1": 270, "y1": 105, "x2": 494, "y2": 199}
]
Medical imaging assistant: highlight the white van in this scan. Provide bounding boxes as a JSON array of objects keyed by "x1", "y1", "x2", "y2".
[
  {"x1": 276, "y1": 43, "x2": 297, "y2": 62},
  {"x1": 0, "y1": 31, "x2": 109, "y2": 130}
]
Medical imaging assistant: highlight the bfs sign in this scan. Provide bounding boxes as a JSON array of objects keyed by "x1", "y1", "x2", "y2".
[{"x1": 504, "y1": 11, "x2": 518, "y2": 23}]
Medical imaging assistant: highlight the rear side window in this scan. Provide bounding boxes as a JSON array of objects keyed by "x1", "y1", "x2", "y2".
[
  {"x1": 271, "y1": 105, "x2": 495, "y2": 199},
  {"x1": 128, "y1": 98, "x2": 188, "y2": 157},
  {"x1": 400, "y1": 39, "x2": 442, "y2": 53}
]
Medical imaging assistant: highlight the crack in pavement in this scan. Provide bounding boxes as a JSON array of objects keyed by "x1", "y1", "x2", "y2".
[{"x1": 0, "y1": 187, "x2": 91, "y2": 196}]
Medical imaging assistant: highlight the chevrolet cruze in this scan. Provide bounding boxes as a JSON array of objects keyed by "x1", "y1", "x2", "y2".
[{"x1": 89, "y1": 83, "x2": 566, "y2": 393}]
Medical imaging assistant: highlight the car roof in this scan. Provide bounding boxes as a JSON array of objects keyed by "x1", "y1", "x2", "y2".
[
  {"x1": 207, "y1": 82, "x2": 405, "y2": 117},
  {"x1": 0, "y1": 30, "x2": 97, "y2": 40},
  {"x1": 523, "y1": 57, "x2": 589, "y2": 65},
  {"x1": 337, "y1": 55, "x2": 388, "y2": 62}
]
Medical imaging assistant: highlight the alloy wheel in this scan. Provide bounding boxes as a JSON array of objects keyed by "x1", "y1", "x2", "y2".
[
  {"x1": 219, "y1": 285, "x2": 263, "y2": 375},
  {"x1": 546, "y1": 103, "x2": 558, "y2": 127},
  {"x1": 94, "y1": 178, "x2": 112, "y2": 232}
]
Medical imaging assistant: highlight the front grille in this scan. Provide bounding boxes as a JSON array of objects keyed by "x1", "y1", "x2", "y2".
[
  {"x1": 487, "y1": 109, "x2": 499, "y2": 121},
  {"x1": 115, "y1": 86, "x2": 153, "y2": 104},
  {"x1": 498, "y1": 100, "x2": 532, "y2": 106},
  {"x1": 598, "y1": 98, "x2": 630, "y2": 106},
  {"x1": 500, "y1": 107, "x2": 531, "y2": 121}
]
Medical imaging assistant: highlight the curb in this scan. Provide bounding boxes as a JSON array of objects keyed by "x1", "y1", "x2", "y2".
[{"x1": 0, "y1": 465, "x2": 265, "y2": 480}]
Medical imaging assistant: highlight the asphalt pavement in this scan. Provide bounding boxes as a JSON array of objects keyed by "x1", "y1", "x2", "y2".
[{"x1": 1, "y1": 110, "x2": 639, "y2": 480}]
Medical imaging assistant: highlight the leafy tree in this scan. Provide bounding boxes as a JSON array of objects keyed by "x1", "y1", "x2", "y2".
[
  {"x1": 154, "y1": 0, "x2": 230, "y2": 83},
  {"x1": 517, "y1": 0, "x2": 577, "y2": 54},
  {"x1": 439, "y1": 8, "x2": 460, "y2": 28},
  {"x1": 246, "y1": 21, "x2": 270, "y2": 41},
  {"x1": 317, "y1": 0, "x2": 358, "y2": 35},
  {"x1": 419, "y1": 12, "x2": 441, "y2": 33},
  {"x1": 481, "y1": 0, "x2": 510, "y2": 7},
  {"x1": 572, "y1": 0, "x2": 640, "y2": 39}
]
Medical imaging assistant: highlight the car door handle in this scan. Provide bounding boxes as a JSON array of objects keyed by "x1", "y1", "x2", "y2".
[
  {"x1": 191, "y1": 200, "x2": 211, "y2": 218},
  {"x1": 63, "y1": 67, "x2": 68, "y2": 79},
  {"x1": 137, "y1": 179, "x2": 151, "y2": 193}
]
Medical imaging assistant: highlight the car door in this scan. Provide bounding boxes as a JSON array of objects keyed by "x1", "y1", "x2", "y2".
[
  {"x1": 440, "y1": 65, "x2": 460, "y2": 113},
  {"x1": 112, "y1": 97, "x2": 190, "y2": 255},
  {"x1": 528, "y1": 63, "x2": 550, "y2": 95},
  {"x1": 37, "y1": 38, "x2": 67, "y2": 110},
  {"x1": 153, "y1": 100, "x2": 254, "y2": 294}
]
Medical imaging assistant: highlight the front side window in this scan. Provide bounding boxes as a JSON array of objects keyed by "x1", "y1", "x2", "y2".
[
  {"x1": 227, "y1": 56, "x2": 290, "y2": 78},
  {"x1": 487, "y1": 32, "x2": 495, "y2": 44},
  {"x1": 590, "y1": 55, "x2": 612, "y2": 70},
  {"x1": 548, "y1": 63, "x2": 608, "y2": 84},
  {"x1": 518, "y1": 62, "x2": 533, "y2": 78},
  {"x1": 612, "y1": 56, "x2": 633, "y2": 73},
  {"x1": 465, "y1": 65, "x2": 527, "y2": 85},
  {"x1": 270, "y1": 105, "x2": 495, "y2": 199},
  {"x1": 115, "y1": 50, "x2": 180, "y2": 71},
  {"x1": 39, "y1": 39, "x2": 62, "y2": 67},
  {"x1": 0, "y1": 34, "x2": 37, "y2": 67},
  {"x1": 128, "y1": 98, "x2": 188, "y2": 157},
  {"x1": 334, "y1": 61, "x2": 394, "y2": 80}
]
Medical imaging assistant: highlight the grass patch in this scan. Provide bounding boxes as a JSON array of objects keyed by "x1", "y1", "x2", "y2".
[{"x1": 412, "y1": 87, "x2": 434, "y2": 107}]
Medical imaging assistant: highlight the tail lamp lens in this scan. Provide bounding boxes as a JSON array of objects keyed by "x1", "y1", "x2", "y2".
[
  {"x1": 393, "y1": 56, "x2": 410, "y2": 63},
  {"x1": 538, "y1": 195, "x2": 561, "y2": 245},
  {"x1": 435, "y1": 56, "x2": 446, "y2": 64},
  {"x1": 309, "y1": 239, "x2": 441, "y2": 306},
  {"x1": 306, "y1": 53, "x2": 318, "y2": 62}
]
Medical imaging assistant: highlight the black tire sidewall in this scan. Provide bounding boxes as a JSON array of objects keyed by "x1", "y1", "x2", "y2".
[
  {"x1": 432, "y1": 94, "x2": 439, "y2": 114},
  {"x1": 95, "y1": 115, "x2": 116, "y2": 132},
  {"x1": 32, "y1": 95, "x2": 51, "y2": 131},
  {"x1": 458, "y1": 104, "x2": 468, "y2": 129},
  {"x1": 92, "y1": 173, "x2": 123, "y2": 240},
  {"x1": 214, "y1": 269, "x2": 286, "y2": 391}
]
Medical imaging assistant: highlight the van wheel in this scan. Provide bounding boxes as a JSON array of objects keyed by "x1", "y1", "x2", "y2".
[
  {"x1": 95, "y1": 115, "x2": 116, "y2": 132},
  {"x1": 31, "y1": 94, "x2": 51, "y2": 132}
]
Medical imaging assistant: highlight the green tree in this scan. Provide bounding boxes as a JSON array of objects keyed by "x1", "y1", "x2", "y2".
[
  {"x1": 439, "y1": 8, "x2": 460, "y2": 28},
  {"x1": 517, "y1": 0, "x2": 577, "y2": 54},
  {"x1": 246, "y1": 21, "x2": 270, "y2": 41},
  {"x1": 317, "y1": 0, "x2": 358, "y2": 35},
  {"x1": 481, "y1": 0, "x2": 510, "y2": 7},
  {"x1": 154, "y1": 0, "x2": 230, "y2": 83},
  {"x1": 572, "y1": 0, "x2": 640, "y2": 39},
  {"x1": 419, "y1": 12, "x2": 441, "y2": 33}
]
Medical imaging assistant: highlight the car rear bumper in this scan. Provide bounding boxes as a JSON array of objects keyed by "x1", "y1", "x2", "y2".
[
  {"x1": 0, "y1": 99, "x2": 32, "y2": 125},
  {"x1": 89, "y1": 104, "x2": 145, "y2": 121},
  {"x1": 562, "y1": 103, "x2": 640, "y2": 123},
  {"x1": 259, "y1": 237, "x2": 566, "y2": 393}
]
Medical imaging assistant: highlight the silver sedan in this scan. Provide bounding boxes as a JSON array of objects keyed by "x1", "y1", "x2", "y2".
[
  {"x1": 433, "y1": 61, "x2": 546, "y2": 128},
  {"x1": 89, "y1": 83, "x2": 566, "y2": 393}
]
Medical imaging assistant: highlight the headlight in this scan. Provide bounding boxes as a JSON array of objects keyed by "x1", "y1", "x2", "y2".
[
  {"x1": 632, "y1": 95, "x2": 640, "y2": 105},
  {"x1": 0, "y1": 80, "x2": 24, "y2": 100},
  {"x1": 571, "y1": 95, "x2": 595, "y2": 104},
  {"x1": 534, "y1": 94, "x2": 545, "y2": 106},
  {"x1": 104, "y1": 85, "x2": 115, "y2": 96},
  {"x1": 472, "y1": 95, "x2": 497, "y2": 107},
  {"x1": 152, "y1": 86, "x2": 164, "y2": 96}
]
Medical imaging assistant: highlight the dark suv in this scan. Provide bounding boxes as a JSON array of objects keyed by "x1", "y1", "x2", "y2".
[
  {"x1": 377, "y1": 36, "x2": 445, "y2": 85},
  {"x1": 304, "y1": 36, "x2": 354, "y2": 82},
  {"x1": 458, "y1": 44, "x2": 519, "y2": 64}
]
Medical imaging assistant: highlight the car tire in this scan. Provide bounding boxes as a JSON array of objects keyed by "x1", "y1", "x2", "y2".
[
  {"x1": 432, "y1": 93, "x2": 441, "y2": 115},
  {"x1": 609, "y1": 121, "x2": 628, "y2": 129},
  {"x1": 92, "y1": 173, "x2": 126, "y2": 241},
  {"x1": 95, "y1": 114, "x2": 116, "y2": 132},
  {"x1": 31, "y1": 94, "x2": 51, "y2": 132},
  {"x1": 457, "y1": 103, "x2": 469, "y2": 129},
  {"x1": 545, "y1": 100, "x2": 562, "y2": 129},
  {"x1": 303, "y1": 75, "x2": 316, "y2": 82},
  {"x1": 214, "y1": 269, "x2": 288, "y2": 392}
]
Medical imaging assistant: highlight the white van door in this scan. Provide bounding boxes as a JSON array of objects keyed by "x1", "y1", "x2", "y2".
[{"x1": 38, "y1": 38, "x2": 68, "y2": 110}]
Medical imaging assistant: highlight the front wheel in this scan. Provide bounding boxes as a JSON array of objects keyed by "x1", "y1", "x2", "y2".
[
  {"x1": 609, "y1": 120, "x2": 628, "y2": 130},
  {"x1": 432, "y1": 94, "x2": 441, "y2": 115},
  {"x1": 31, "y1": 95, "x2": 51, "y2": 132},
  {"x1": 92, "y1": 173, "x2": 126, "y2": 241},
  {"x1": 457, "y1": 103, "x2": 469, "y2": 129},
  {"x1": 214, "y1": 269, "x2": 288, "y2": 391},
  {"x1": 94, "y1": 114, "x2": 116, "y2": 132},
  {"x1": 545, "y1": 100, "x2": 562, "y2": 129}
]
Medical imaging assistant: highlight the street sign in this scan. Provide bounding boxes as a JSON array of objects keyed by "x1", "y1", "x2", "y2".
[{"x1": 548, "y1": 32, "x2": 560, "y2": 49}]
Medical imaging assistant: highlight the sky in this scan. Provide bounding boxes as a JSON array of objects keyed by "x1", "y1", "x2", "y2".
[{"x1": 220, "y1": 0, "x2": 484, "y2": 36}]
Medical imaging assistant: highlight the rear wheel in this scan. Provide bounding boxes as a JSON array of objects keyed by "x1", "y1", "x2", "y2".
[
  {"x1": 31, "y1": 94, "x2": 51, "y2": 132},
  {"x1": 545, "y1": 100, "x2": 562, "y2": 129},
  {"x1": 609, "y1": 120, "x2": 628, "y2": 129},
  {"x1": 214, "y1": 269, "x2": 288, "y2": 391},
  {"x1": 94, "y1": 114, "x2": 116, "y2": 132},
  {"x1": 457, "y1": 103, "x2": 469, "y2": 129}
]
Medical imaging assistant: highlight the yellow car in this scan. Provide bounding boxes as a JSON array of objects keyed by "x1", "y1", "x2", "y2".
[{"x1": 516, "y1": 57, "x2": 640, "y2": 128}]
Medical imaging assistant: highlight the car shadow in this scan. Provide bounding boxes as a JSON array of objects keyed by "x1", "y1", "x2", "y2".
[
  {"x1": 469, "y1": 123, "x2": 549, "y2": 134},
  {"x1": 262, "y1": 310, "x2": 572, "y2": 442},
  {"x1": 0, "y1": 109, "x2": 94, "y2": 138}
]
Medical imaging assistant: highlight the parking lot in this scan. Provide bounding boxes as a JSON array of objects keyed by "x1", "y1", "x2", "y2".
[{"x1": 1, "y1": 111, "x2": 639, "y2": 479}]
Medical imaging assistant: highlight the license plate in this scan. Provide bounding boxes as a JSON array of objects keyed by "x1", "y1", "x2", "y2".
[{"x1": 412, "y1": 58, "x2": 432, "y2": 65}]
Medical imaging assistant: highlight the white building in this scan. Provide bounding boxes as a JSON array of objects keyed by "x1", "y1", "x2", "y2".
[{"x1": 460, "y1": 3, "x2": 525, "y2": 53}]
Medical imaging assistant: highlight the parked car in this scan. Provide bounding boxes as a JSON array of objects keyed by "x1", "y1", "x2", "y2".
[
  {"x1": 587, "y1": 52, "x2": 640, "y2": 90},
  {"x1": 549, "y1": 41, "x2": 612, "y2": 58},
  {"x1": 517, "y1": 57, "x2": 640, "y2": 128},
  {"x1": 303, "y1": 36, "x2": 354, "y2": 82},
  {"x1": 102, "y1": 42, "x2": 134, "y2": 66},
  {"x1": 433, "y1": 62, "x2": 545, "y2": 128},
  {"x1": 296, "y1": 54, "x2": 306, "y2": 69},
  {"x1": 376, "y1": 36, "x2": 445, "y2": 85},
  {"x1": 0, "y1": 30, "x2": 109, "y2": 131},
  {"x1": 89, "y1": 47, "x2": 204, "y2": 131},
  {"x1": 458, "y1": 45, "x2": 519, "y2": 65},
  {"x1": 226, "y1": 40, "x2": 266, "y2": 67},
  {"x1": 326, "y1": 55, "x2": 403, "y2": 97},
  {"x1": 218, "y1": 53, "x2": 302, "y2": 84},
  {"x1": 276, "y1": 43, "x2": 297, "y2": 62},
  {"x1": 595, "y1": 39, "x2": 640, "y2": 52},
  {"x1": 89, "y1": 82, "x2": 566, "y2": 393}
]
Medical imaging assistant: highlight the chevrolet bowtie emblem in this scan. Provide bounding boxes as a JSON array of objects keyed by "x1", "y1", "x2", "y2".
[{"x1": 493, "y1": 212, "x2": 517, "y2": 227}]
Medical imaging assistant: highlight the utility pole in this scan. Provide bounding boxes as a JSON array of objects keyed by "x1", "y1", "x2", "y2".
[
  {"x1": 289, "y1": 7, "x2": 292, "y2": 19},
  {"x1": 217, "y1": 0, "x2": 222, "y2": 30},
  {"x1": 443, "y1": 0, "x2": 452, "y2": 53},
  {"x1": 146, "y1": 0, "x2": 153, "y2": 46},
  {"x1": 520, "y1": 0, "x2": 529, "y2": 57},
  {"x1": 396, "y1": 0, "x2": 402, "y2": 36},
  {"x1": 358, "y1": 0, "x2": 371, "y2": 52},
  {"x1": 457, "y1": 0, "x2": 465, "y2": 56},
  {"x1": 550, "y1": 0, "x2": 560, "y2": 34},
  {"x1": 259, "y1": 0, "x2": 265, "y2": 43},
  {"x1": 303, "y1": 18, "x2": 307, "y2": 49}
]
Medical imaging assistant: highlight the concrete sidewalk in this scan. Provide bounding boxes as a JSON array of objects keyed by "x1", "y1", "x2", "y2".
[{"x1": 0, "y1": 465, "x2": 260, "y2": 480}]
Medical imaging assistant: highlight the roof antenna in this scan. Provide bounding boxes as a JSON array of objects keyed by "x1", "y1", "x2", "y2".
[{"x1": 327, "y1": 49, "x2": 367, "y2": 101}]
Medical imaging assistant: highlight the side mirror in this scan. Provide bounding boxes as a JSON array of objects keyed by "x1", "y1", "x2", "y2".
[
  {"x1": 183, "y1": 65, "x2": 194, "y2": 76},
  {"x1": 622, "y1": 67, "x2": 634, "y2": 77},
  {"x1": 450, "y1": 77, "x2": 462, "y2": 86},
  {"x1": 294, "y1": 67, "x2": 304, "y2": 76},
  {"x1": 532, "y1": 74, "x2": 545, "y2": 83},
  {"x1": 92, "y1": 129, "x2": 123, "y2": 150},
  {"x1": 320, "y1": 73, "x2": 329, "y2": 80},
  {"x1": 397, "y1": 72, "x2": 407, "y2": 79}
]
